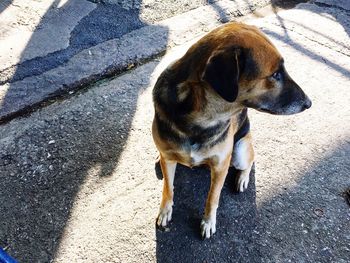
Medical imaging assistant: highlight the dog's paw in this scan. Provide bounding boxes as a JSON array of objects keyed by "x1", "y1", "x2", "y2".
[
  {"x1": 200, "y1": 217, "x2": 216, "y2": 239},
  {"x1": 236, "y1": 172, "x2": 250, "y2": 192},
  {"x1": 157, "y1": 206, "x2": 172, "y2": 227}
]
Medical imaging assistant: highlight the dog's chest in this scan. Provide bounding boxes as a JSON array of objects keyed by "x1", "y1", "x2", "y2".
[
  {"x1": 189, "y1": 147, "x2": 206, "y2": 166},
  {"x1": 185, "y1": 139, "x2": 232, "y2": 167}
]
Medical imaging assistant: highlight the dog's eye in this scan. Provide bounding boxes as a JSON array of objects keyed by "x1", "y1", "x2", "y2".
[{"x1": 271, "y1": 71, "x2": 282, "y2": 81}]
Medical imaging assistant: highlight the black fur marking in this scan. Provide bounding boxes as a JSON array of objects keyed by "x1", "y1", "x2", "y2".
[
  {"x1": 153, "y1": 44, "x2": 210, "y2": 120},
  {"x1": 241, "y1": 48, "x2": 259, "y2": 81},
  {"x1": 207, "y1": 122, "x2": 231, "y2": 148},
  {"x1": 234, "y1": 108, "x2": 250, "y2": 144},
  {"x1": 189, "y1": 120, "x2": 230, "y2": 150},
  {"x1": 153, "y1": 66, "x2": 195, "y2": 123},
  {"x1": 203, "y1": 48, "x2": 239, "y2": 102},
  {"x1": 155, "y1": 111, "x2": 231, "y2": 151},
  {"x1": 155, "y1": 113, "x2": 185, "y2": 144}
]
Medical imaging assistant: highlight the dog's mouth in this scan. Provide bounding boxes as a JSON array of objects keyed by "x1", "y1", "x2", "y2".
[
  {"x1": 256, "y1": 107, "x2": 294, "y2": 115},
  {"x1": 256, "y1": 104, "x2": 310, "y2": 115},
  {"x1": 243, "y1": 99, "x2": 311, "y2": 115},
  {"x1": 256, "y1": 107, "x2": 278, "y2": 114},
  {"x1": 245, "y1": 102, "x2": 282, "y2": 115}
]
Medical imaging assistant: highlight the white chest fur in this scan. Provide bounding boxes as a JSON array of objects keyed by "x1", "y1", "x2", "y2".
[{"x1": 188, "y1": 136, "x2": 233, "y2": 167}]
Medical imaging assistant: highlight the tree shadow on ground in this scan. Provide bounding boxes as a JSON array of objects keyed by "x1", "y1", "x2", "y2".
[
  {"x1": 1, "y1": 0, "x2": 348, "y2": 262},
  {"x1": 255, "y1": 142, "x2": 350, "y2": 262},
  {"x1": 0, "y1": 0, "x2": 11, "y2": 14},
  {"x1": 156, "y1": 165, "x2": 259, "y2": 263},
  {"x1": 237, "y1": 0, "x2": 350, "y2": 79},
  {"x1": 1, "y1": 0, "x2": 146, "y2": 84},
  {"x1": 0, "y1": 60, "x2": 161, "y2": 262},
  {"x1": 269, "y1": 0, "x2": 350, "y2": 78},
  {"x1": 0, "y1": 1, "x2": 168, "y2": 262},
  {"x1": 0, "y1": 0, "x2": 159, "y2": 123},
  {"x1": 156, "y1": 2, "x2": 350, "y2": 262},
  {"x1": 155, "y1": 140, "x2": 350, "y2": 263}
]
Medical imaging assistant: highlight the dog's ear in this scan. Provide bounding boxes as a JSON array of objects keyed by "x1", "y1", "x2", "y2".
[{"x1": 202, "y1": 48, "x2": 240, "y2": 102}]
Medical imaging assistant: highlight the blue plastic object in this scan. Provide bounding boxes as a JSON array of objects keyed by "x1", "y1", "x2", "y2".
[{"x1": 0, "y1": 248, "x2": 18, "y2": 263}]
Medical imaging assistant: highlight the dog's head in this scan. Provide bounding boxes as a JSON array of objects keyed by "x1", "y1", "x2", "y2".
[{"x1": 202, "y1": 23, "x2": 311, "y2": 115}]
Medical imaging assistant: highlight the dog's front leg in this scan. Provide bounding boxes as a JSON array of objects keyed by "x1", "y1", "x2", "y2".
[
  {"x1": 201, "y1": 155, "x2": 231, "y2": 239},
  {"x1": 157, "y1": 156, "x2": 177, "y2": 228},
  {"x1": 232, "y1": 132, "x2": 254, "y2": 192}
]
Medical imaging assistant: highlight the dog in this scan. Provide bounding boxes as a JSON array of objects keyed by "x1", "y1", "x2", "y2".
[{"x1": 152, "y1": 22, "x2": 311, "y2": 239}]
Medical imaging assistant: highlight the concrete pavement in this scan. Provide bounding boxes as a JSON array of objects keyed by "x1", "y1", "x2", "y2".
[
  {"x1": 0, "y1": 0, "x2": 279, "y2": 123},
  {"x1": 0, "y1": 0, "x2": 350, "y2": 262}
]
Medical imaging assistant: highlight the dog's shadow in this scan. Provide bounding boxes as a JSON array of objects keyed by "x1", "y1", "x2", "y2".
[{"x1": 155, "y1": 163, "x2": 258, "y2": 263}]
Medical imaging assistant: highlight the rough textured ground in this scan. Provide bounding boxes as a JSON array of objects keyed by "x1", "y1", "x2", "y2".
[
  {"x1": 1, "y1": 0, "x2": 273, "y2": 82},
  {"x1": 0, "y1": 0, "x2": 307, "y2": 122},
  {"x1": 0, "y1": 1, "x2": 349, "y2": 263},
  {"x1": 0, "y1": 0, "x2": 303, "y2": 80}
]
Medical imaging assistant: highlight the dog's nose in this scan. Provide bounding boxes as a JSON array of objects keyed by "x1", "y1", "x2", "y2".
[{"x1": 303, "y1": 98, "x2": 312, "y2": 110}]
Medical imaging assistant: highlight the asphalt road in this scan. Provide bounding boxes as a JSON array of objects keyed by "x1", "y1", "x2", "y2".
[{"x1": 0, "y1": 1, "x2": 349, "y2": 263}]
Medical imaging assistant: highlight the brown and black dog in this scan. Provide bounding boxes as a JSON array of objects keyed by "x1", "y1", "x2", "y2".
[{"x1": 152, "y1": 22, "x2": 311, "y2": 239}]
